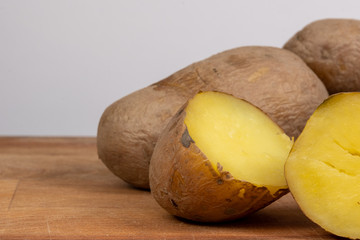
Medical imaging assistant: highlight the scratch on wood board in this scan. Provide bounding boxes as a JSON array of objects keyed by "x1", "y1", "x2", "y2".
[{"x1": 47, "y1": 220, "x2": 52, "y2": 240}]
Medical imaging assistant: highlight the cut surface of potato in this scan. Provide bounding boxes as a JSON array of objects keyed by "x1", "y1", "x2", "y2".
[
  {"x1": 185, "y1": 92, "x2": 292, "y2": 188},
  {"x1": 285, "y1": 93, "x2": 360, "y2": 239},
  {"x1": 149, "y1": 91, "x2": 293, "y2": 222}
]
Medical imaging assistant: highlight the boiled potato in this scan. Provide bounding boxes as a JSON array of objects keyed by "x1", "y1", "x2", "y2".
[
  {"x1": 149, "y1": 91, "x2": 294, "y2": 222},
  {"x1": 285, "y1": 93, "x2": 360, "y2": 239},
  {"x1": 284, "y1": 18, "x2": 360, "y2": 94},
  {"x1": 97, "y1": 46, "x2": 328, "y2": 189}
]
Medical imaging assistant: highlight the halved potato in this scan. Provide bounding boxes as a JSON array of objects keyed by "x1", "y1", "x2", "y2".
[
  {"x1": 149, "y1": 91, "x2": 293, "y2": 222},
  {"x1": 285, "y1": 93, "x2": 360, "y2": 239}
]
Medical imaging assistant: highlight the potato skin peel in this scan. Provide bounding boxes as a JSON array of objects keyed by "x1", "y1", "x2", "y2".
[
  {"x1": 97, "y1": 46, "x2": 328, "y2": 189},
  {"x1": 284, "y1": 18, "x2": 360, "y2": 94},
  {"x1": 149, "y1": 105, "x2": 288, "y2": 222}
]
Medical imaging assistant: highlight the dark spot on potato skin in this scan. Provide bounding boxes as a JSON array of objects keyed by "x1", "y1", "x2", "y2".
[
  {"x1": 296, "y1": 32, "x2": 304, "y2": 41},
  {"x1": 181, "y1": 128, "x2": 194, "y2": 148},
  {"x1": 217, "y1": 162, "x2": 223, "y2": 172},
  {"x1": 170, "y1": 199, "x2": 178, "y2": 208},
  {"x1": 225, "y1": 173, "x2": 232, "y2": 179}
]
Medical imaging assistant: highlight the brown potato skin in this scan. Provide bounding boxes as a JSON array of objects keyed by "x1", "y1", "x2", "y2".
[
  {"x1": 97, "y1": 66, "x2": 202, "y2": 188},
  {"x1": 149, "y1": 104, "x2": 288, "y2": 222},
  {"x1": 97, "y1": 46, "x2": 328, "y2": 189},
  {"x1": 284, "y1": 18, "x2": 360, "y2": 94}
]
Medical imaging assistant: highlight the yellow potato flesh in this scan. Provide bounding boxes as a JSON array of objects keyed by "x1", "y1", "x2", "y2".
[
  {"x1": 285, "y1": 93, "x2": 360, "y2": 239},
  {"x1": 184, "y1": 91, "x2": 293, "y2": 189}
]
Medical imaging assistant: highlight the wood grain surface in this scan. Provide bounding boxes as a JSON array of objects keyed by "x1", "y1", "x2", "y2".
[{"x1": 0, "y1": 137, "x2": 341, "y2": 240}]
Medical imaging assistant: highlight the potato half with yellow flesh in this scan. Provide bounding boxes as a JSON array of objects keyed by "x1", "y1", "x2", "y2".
[
  {"x1": 285, "y1": 93, "x2": 360, "y2": 239},
  {"x1": 149, "y1": 91, "x2": 293, "y2": 222}
]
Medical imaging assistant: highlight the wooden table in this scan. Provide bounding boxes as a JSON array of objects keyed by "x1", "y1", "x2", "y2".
[{"x1": 0, "y1": 137, "x2": 340, "y2": 240}]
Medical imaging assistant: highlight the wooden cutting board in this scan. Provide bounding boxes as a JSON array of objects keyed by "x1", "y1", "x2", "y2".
[{"x1": 0, "y1": 137, "x2": 340, "y2": 240}]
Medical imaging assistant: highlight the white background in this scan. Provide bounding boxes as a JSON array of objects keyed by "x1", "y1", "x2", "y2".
[{"x1": 1, "y1": 0, "x2": 359, "y2": 136}]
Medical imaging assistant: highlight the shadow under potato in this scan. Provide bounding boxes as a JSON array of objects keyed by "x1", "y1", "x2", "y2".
[{"x1": 165, "y1": 194, "x2": 341, "y2": 239}]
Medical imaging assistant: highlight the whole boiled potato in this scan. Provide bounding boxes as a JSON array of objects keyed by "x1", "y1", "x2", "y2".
[
  {"x1": 284, "y1": 18, "x2": 360, "y2": 94},
  {"x1": 150, "y1": 91, "x2": 293, "y2": 222},
  {"x1": 285, "y1": 92, "x2": 360, "y2": 239},
  {"x1": 97, "y1": 46, "x2": 328, "y2": 189}
]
